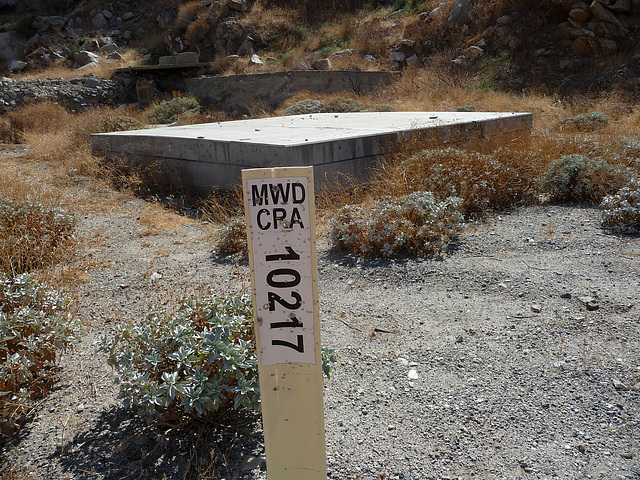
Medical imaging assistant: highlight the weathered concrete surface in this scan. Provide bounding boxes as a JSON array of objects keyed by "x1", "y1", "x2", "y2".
[{"x1": 91, "y1": 111, "x2": 532, "y2": 193}]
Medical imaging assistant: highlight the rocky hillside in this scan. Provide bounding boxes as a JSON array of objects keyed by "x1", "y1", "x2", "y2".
[{"x1": 0, "y1": 0, "x2": 639, "y2": 97}]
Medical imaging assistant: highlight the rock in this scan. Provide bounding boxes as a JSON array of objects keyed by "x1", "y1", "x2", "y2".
[
  {"x1": 531, "y1": 304, "x2": 542, "y2": 313},
  {"x1": 156, "y1": 10, "x2": 171, "y2": 29},
  {"x1": 236, "y1": 37, "x2": 254, "y2": 57},
  {"x1": 102, "y1": 43, "x2": 118, "y2": 54},
  {"x1": 406, "y1": 54, "x2": 420, "y2": 66},
  {"x1": 389, "y1": 51, "x2": 406, "y2": 62},
  {"x1": 446, "y1": 0, "x2": 473, "y2": 28},
  {"x1": 149, "y1": 272, "x2": 163, "y2": 282},
  {"x1": 363, "y1": 55, "x2": 377, "y2": 62},
  {"x1": 249, "y1": 53, "x2": 263, "y2": 65},
  {"x1": 610, "y1": 0, "x2": 632, "y2": 11},
  {"x1": 578, "y1": 295, "x2": 599, "y2": 310},
  {"x1": 9, "y1": 59, "x2": 27, "y2": 71},
  {"x1": 570, "y1": 1, "x2": 591, "y2": 21},
  {"x1": 92, "y1": 13, "x2": 107, "y2": 28},
  {"x1": 407, "y1": 369, "x2": 419, "y2": 379},
  {"x1": 122, "y1": 12, "x2": 136, "y2": 21},
  {"x1": 32, "y1": 16, "x2": 69, "y2": 33},
  {"x1": 328, "y1": 49, "x2": 354, "y2": 59},
  {"x1": 311, "y1": 58, "x2": 332, "y2": 70},
  {"x1": 612, "y1": 378, "x2": 629, "y2": 391},
  {"x1": 74, "y1": 51, "x2": 101, "y2": 66},
  {"x1": 0, "y1": 31, "x2": 27, "y2": 68},
  {"x1": 228, "y1": 0, "x2": 248, "y2": 11},
  {"x1": 598, "y1": 38, "x2": 618, "y2": 53},
  {"x1": 123, "y1": 31, "x2": 131, "y2": 40},
  {"x1": 590, "y1": 1, "x2": 624, "y2": 27},
  {"x1": 107, "y1": 51, "x2": 123, "y2": 61}
]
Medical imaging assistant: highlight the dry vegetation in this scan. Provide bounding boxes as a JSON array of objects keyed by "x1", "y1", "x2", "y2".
[{"x1": 2, "y1": 1, "x2": 640, "y2": 477}]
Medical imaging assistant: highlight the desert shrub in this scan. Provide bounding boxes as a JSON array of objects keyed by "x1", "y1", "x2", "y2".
[
  {"x1": 377, "y1": 147, "x2": 539, "y2": 216},
  {"x1": 146, "y1": 97, "x2": 201, "y2": 124},
  {"x1": 99, "y1": 294, "x2": 337, "y2": 423},
  {"x1": 1, "y1": 274, "x2": 79, "y2": 435},
  {"x1": 555, "y1": 111, "x2": 611, "y2": 133},
  {"x1": 215, "y1": 216, "x2": 247, "y2": 254},
  {"x1": 101, "y1": 114, "x2": 144, "y2": 133},
  {"x1": 1, "y1": 101, "x2": 72, "y2": 143},
  {"x1": 284, "y1": 99, "x2": 328, "y2": 115},
  {"x1": 539, "y1": 154, "x2": 628, "y2": 203},
  {"x1": 600, "y1": 178, "x2": 640, "y2": 233},
  {"x1": 329, "y1": 191, "x2": 464, "y2": 258},
  {"x1": 0, "y1": 199, "x2": 76, "y2": 277},
  {"x1": 283, "y1": 97, "x2": 397, "y2": 115}
]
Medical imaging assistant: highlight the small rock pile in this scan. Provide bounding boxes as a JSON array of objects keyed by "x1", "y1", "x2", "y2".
[
  {"x1": 0, "y1": 74, "x2": 125, "y2": 114},
  {"x1": 554, "y1": 0, "x2": 640, "y2": 55}
]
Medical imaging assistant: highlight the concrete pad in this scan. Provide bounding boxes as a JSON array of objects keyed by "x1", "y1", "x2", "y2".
[{"x1": 91, "y1": 111, "x2": 532, "y2": 193}]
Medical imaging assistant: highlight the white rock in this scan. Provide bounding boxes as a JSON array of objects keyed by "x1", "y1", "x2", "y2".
[{"x1": 408, "y1": 369, "x2": 419, "y2": 379}]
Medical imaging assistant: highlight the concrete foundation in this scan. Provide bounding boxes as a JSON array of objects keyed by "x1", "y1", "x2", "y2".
[{"x1": 91, "y1": 111, "x2": 532, "y2": 194}]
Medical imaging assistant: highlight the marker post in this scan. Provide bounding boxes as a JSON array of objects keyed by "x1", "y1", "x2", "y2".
[{"x1": 242, "y1": 167, "x2": 327, "y2": 479}]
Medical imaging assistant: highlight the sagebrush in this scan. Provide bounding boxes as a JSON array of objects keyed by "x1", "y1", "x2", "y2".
[
  {"x1": 600, "y1": 177, "x2": 640, "y2": 233},
  {"x1": 0, "y1": 274, "x2": 79, "y2": 435},
  {"x1": 329, "y1": 191, "x2": 464, "y2": 258}
]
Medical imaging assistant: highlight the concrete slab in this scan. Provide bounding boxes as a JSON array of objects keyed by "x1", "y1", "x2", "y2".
[{"x1": 91, "y1": 111, "x2": 532, "y2": 193}]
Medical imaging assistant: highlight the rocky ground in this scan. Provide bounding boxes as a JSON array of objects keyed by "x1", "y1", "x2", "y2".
[{"x1": 1, "y1": 148, "x2": 640, "y2": 480}]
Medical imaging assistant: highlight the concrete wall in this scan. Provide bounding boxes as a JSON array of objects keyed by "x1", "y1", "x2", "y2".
[{"x1": 184, "y1": 70, "x2": 398, "y2": 112}]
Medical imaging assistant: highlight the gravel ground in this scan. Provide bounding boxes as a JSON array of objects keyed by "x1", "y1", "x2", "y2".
[{"x1": 1, "y1": 164, "x2": 640, "y2": 480}]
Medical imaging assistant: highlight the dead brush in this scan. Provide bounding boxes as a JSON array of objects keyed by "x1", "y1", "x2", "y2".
[{"x1": 0, "y1": 198, "x2": 77, "y2": 278}]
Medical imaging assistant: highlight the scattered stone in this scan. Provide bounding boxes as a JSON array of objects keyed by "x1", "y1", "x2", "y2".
[
  {"x1": 560, "y1": 292, "x2": 572, "y2": 299},
  {"x1": 122, "y1": 12, "x2": 136, "y2": 21},
  {"x1": 249, "y1": 53, "x2": 264, "y2": 65},
  {"x1": 578, "y1": 296, "x2": 599, "y2": 310},
  {"x1": 531, "y1": 304, "x2": 542, "y2": 313},
  {"x1": 612, "y1": 379, "x2": 629, "y2": 391},
  {"x1": 407, "y1": 369, "x2": 419, "y2": 379},
  {"x1": 149, "y1": 272, "x2": 162, "y2": 282}
]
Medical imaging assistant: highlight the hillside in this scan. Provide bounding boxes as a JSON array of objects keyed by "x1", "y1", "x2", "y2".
[{"x1": 1, "y1": 0, "x2": 640, "y2": 97}]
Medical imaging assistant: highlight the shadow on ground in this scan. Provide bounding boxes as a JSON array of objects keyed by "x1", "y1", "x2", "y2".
[{"x1": 54, "y1": 406, "x2": 264, "y2": 480}]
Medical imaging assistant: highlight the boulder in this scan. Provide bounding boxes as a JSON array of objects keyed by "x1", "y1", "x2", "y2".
[
  {"x1": 237, "y1": 37, "x2": 254, "y2": 57},
  {"x1": 229, "y1": 0, "x2": 248, "y2": 12},
  {"x1": 311, "y1": 58, "x2": 332, "y2": 70},
  {"x1": 32, "y1": 16, "x2": 69, "y2": 33},
  {"x1": 569, "y1": 2, "x2": 590, "y2": 21},
  {"x1": 9, "y1": 60, "x2": 27, "y2": 72},
  {"x1": 446, "y1": 0, "x2": 473, "y2": 28},
  {"x1": 74, "y1": 50, "x2": 102, "y2": 66},
  {"x1": 122, "y1": 12, "x2": 136, "y2": 21},
  {"x1": 389, "y1": 51, "x2": 406, "y2": 62},
  {"x1": 406, "y1": 54, "x2": 420, "y2": 66},
  {"x1": 0, "y1": 31, "x2": 27, "y2": 65},
  {"x1": 589, "y1": 1, "x2": 624, "y2": 27},
  {"x1": 610, "y1": 0, "x2": 631, "y2": 11},
  {"x1": 92, "y1": 13, "x2": 107, "y2": 28},
  {"x1": 156, "y1": 10, "x2": 171, "y2": 28}
]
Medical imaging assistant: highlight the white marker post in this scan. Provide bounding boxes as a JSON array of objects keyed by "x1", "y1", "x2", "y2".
[{"x1": 242, "y1": 167, "x2": 327, "y2": 479}]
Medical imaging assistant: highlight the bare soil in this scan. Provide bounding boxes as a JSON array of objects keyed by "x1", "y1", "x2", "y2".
[{"x1": 1, "y1": 148, "x2": 640, "y2": 480}]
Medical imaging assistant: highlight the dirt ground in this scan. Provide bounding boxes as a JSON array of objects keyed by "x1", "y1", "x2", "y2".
[{"x1": 1, "y1": 148, "x2": 640, "y2": 480}]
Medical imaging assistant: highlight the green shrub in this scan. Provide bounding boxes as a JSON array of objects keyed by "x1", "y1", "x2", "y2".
[
  {"x1": 147, "y1": 97, "x2": 202, "y2": 124},
  {"x1": 600, "y1": 178, "x2": 640, "y2": 233},
  {"x1": 0, "y1": 199, "x2": 76, "y2": 277},
  {"x1": 215, "y1": 216, "x2": 247, "y2": 254},
  {"x1": 539, "y1": 154, "x2": 627, "y2": 203},
  {"x1": 99, "y1": 294, "x2": 338, "y2": 423},
  {"x1": 101, "y1": 115, "x2": 144, "y2": 132},
  {"x1": 329, "y1": 191, "x2": 463, "y2": 258},
  {"x1": 1, "y1": 274, "x2": 79, "y2": 435},
  {"x1": 555, "y1": 111, "x2": 611, "y2": 133}
]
